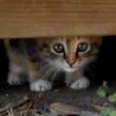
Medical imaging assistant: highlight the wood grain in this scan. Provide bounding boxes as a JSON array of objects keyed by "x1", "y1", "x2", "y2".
[{"x1": 0, "y1": 0, "x2": 116, "y2": 38}]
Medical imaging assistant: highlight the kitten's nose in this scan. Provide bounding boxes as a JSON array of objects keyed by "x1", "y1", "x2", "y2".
[
  {"x1": 65, "y1": 55, "x2": 77, "y2": 67},
  {"x1": 66, "y1": 59, "x2": 75, "y2": 67}
]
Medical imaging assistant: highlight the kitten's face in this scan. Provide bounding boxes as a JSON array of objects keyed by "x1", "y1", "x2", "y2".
[{"x1": 37, "y1": 36, "x2": 102, "y2": 73}]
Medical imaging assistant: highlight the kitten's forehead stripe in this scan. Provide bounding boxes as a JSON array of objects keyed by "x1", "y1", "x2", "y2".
[{"x1": 67, "y1": 37, "x2": 78, "y2": 65}]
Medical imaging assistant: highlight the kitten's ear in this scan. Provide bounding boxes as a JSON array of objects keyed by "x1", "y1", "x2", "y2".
[
  {"x1": 36, "y1": 39, "x2": 50, "y2": 48},
  {"x1": 94, "y1": 36, "x2": 103, "y2": 45},
  {"x1": 90, "y1": 36, "x2": 103, "y2": 49}
]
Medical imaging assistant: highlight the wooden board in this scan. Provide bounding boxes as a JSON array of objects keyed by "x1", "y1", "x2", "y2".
[{"x1": 0, "y1": 0, "x2": 116, "y2": 38}]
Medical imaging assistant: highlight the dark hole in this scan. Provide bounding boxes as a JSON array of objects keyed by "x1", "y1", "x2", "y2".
[
  {"x1": 84, "y1": 36, "x2": 116, "y2": 87},
  {"x1": 52, "y1": 71, "x2": 66, "y2": 89}
]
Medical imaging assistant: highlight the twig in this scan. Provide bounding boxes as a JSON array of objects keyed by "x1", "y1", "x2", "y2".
[
  {"x1": 7, "y1": 108, "x2": 15, "y2": 116},
  {"x1": 0, "y1": 95, "x2": 29, "y2": 113}
]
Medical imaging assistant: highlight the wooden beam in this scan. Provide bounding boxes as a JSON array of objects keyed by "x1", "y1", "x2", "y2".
[{"x1": 0, "y1": 0, "x2": 116, "y2": 38}]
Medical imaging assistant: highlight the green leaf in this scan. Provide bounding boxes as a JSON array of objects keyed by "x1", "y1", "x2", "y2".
[
  {"x1": 101, "y1": 108, "x2": 112, "y2": 116},
  {"x1": 97, "y1": 86, "x2": 107, "y2": 98},
  {"x1": 101, "y1": 108, "x2": 116, "y2": 116},
  {"x1": 108, "y1": 93, "x2": 116, "y2": 103},
  {"x1": 97, "y1": 81, "x2": 108, "y2": 98},
  {"x1": 110, "y1": 111, "x2": 116, "y2": 116}
]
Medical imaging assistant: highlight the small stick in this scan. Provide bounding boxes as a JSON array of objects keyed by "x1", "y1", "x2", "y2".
[
  {"x1": 0, "y1": 95, "x2": 29, "y2": 113},
  {"x1": 91, "y1": 104, "x2": 116, "y2": 112}
]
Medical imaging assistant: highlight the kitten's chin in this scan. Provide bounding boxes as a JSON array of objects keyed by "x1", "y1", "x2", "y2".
[{"x1": 64, "y1": 68, "x2": 77, "y2": 72}]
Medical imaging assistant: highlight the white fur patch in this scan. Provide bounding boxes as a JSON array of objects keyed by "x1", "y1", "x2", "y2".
[
  {"x1": 54, "y1": 61, "x2": 77, "y2": 72},
  {"x1": 30, "y1": 80, "x2": 52, "y2": 92},
  {"x1": 8, "y1": 72, "x2": 22, "y2": 85},
  {"x1": 64, "y1": 68, "x2": 76, "y2": 72},
  {"x1": 70, "y1": 77, "x2": 90, "y2": 90},
  {"x1": 8, "y1": 65, "x2": 26, "y2": 85}
]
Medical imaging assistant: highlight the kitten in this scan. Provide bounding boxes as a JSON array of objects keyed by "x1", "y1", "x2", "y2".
[{"x1": 4, "y1": 36, "x2": 102, "y2": 92}]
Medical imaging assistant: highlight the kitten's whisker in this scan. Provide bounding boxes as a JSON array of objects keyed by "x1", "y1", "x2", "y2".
[
  {"x1": 86, "y1": 63, "x2": 96, "y2": 72},
  {"x1": 38, "y1": 64, "x2": 50, "y2": 73},
  {"x1": 51, "y1": 68, "x2": 60, "y2": 81},
  {"x1": 86, "y1": 67, "x2": 95, "y2": 77},
  {"x1": 90, "y1": 62, "x2": 96, "y2": 68},
  {"x1": 35, "y1": 64, "x2": 52, "y2": 79},
  {"x1": 90, "y1": 64, "x2": 96, "y2": 70},
  {"x1": 43, "y1": 69, "x2": 54, "y2": 79},
  {"x1": 39, "y1": 67, "x2": 55, "y2": 80}
]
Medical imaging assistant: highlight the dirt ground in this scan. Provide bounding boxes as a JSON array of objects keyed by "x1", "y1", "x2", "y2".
[{"x1": 0, "y1": 81, "x2": 116, "y2": 116}]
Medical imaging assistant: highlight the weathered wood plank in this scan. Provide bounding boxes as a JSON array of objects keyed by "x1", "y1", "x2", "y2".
[{"x1": 0, "y1": 0, "x2": 116, "y2": 38}]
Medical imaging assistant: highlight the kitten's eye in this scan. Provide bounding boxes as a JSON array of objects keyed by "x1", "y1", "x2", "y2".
[
  {"x1": 53, "y1": 43, "x2": 64, "y2": 53},
  {"x1": 78, "y1": 42, "x2": 89, "y2": 53}
]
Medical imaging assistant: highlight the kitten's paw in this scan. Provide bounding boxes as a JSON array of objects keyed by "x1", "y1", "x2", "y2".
[
  {"x1": 30, "y1": 80, "x2": 52, "y2": 92},
  {"x1": 69, "y1": 77, "x2": 90, "y2": 90},
  {"x1": 7, "y1": 72, "x2": 22, "y2": 85}
]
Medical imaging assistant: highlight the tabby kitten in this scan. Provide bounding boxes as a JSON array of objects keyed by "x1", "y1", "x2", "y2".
[{"x1": 4, "y1": 36, "x2": 102, "y2": 92}]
